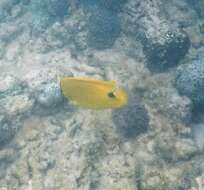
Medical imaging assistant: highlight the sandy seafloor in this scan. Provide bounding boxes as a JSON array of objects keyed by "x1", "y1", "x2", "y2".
[{"x1": 0, "y1": 0, "x2": 204, "y2": 189}]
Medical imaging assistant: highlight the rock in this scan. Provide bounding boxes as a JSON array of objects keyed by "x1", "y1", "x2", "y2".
[
  {"x1": 0, "y1": 0, "x2": 17, "y2": 21},
  {"x1": 143, "y1": 79, "x2": 193, "y2": 124},
  {"x1": 143, "y1": 30, "x2": 190, "y2": 72},
  {"x1": 97, "y1": 0, "x2": 127, "y2": 12},
  {"x1": 46, "y1": 0, "x2": 69, "y2": 18},
  {"x1": 0, "y1": 75, "x2": 25, "y2": 98},
  {"x1": 87, "y1": 6, "x2": 121, "y2": 50},
  {"x1": 29, "y1": 0, "x2": 69, "y2": 33},
  {"x1": 78, "y1": 0, "x2": 127, "y2": 12},
  {"x1": 186, "y1": 0, "x2": 204, "y2": 18},
  {"x1": 0, "y1": 95, "x2": 32, "y2": 147},
  {"x1": 174, "y1": 138, "x2": 198, "y2": 160},
  {"x1": 191, "y1": 123, "x2": 204, "y2": 150},
  {"x1": 166, "y1": 93, "x2": 192, "y2": 124},
  {"x1": 31, "y1": 0, "x2": 69, "y2": 18},
  {"x1": 199, "y1": 21, "x2": 204, "y2": 34},
  {"x1": 175, "y1": 60, "x2": 204, "y2": 110},
  {"x1": 0, "y1": 74, "x2": 32, "y2": 147},
  {"x1": 38, "y1": 151, "x2": 56, "y2": 172},
  {"x1": 46, "y1": 10, "x2": 88, "y2": 52},
  {"x1": 111, "y1": 183, "x2": 136, "y2": 190},
  {"x1": 139, "y1": 163, "x2": 197, "y2": 190},
  {"x1": 0, "y1": 75, "x2": 32, "y2": 117},
  {"x1": 22, "y1": 68, "x2": 60, "y2": 91},
  {"x1": 0, "y1": 75, "x2": 17, "y2": 94},
  {"x1": 112, "y1": 98, "x2": 149, "y2": 138},
  {"x1": 140, "y1": 169, "x2": 165, "y2": 190},
  {"x1": 0, "y1": 148, "x2": 15, "y2": 163},
  {"x1": 36, "y1": 82, "x2": 63, "y2": 108},
  {"x1": 154, "y1": 132, "x2": 198, "y2": 162},
  {"x1": 0, "y1": 1, "x2": 203, "y2": 189},
  {"x1": 0, "y1": 148, "x2": 17, "y2": 180},
  {"x1": 121, "y1": 0, "x2": 190, "y2": 72},
  {"x1": 194, "y1": 175, "x2": 204, "y2": 190},
  {"x1": 2, "y1": 95, "x2": 33, "y2": 116},
  {"x1": 0, "y1": 115, "x2": 19, "y2": 146}
]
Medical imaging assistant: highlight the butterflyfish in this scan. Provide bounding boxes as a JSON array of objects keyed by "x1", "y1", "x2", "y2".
[{"x1": 60, "y1": 77, "x2": 128, "y2": 109}]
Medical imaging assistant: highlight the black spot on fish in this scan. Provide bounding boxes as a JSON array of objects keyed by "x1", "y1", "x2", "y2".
[{"x1": 108, "y1": 92, "x2": 116, "y2": 98}]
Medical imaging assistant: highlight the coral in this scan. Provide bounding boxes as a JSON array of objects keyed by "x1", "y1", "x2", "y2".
[
  {"x1": 143, "y1": 30, "x2": 190, "y2": 72},
  {"x1": 87, "y1": 6, "x2": 121, "y2": 49},
  {"x1": 175, "y1": 60, "x2": 204, "y2": 109},
  {"x1": 112, "y1": 98, "x2": 149, "y2": 138}
]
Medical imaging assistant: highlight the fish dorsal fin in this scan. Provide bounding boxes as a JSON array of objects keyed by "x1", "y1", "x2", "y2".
[
  {"x1": 108, "y1": 80, "x2": 116, "y2": 87},
  {"x1": 62, "y1": 77, "x2": 116, "y2": 87}
]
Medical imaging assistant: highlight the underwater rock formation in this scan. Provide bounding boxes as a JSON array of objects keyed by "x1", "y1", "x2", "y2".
[
  {"x1": 0, "y1": 75, "x2": 33, "y2": 146},
  {"x1": 0, "y1": 75, "x2": 33, "y2": 118},
  {"x1": 175, "y1": 60, "x2": 204, "y2": 110},
  {"x1": 0, "y1": 116, "x2": 19, "y2": 146},
  {"x1": 186, "y1": 0, "x2": 204, "y2": 19},
  {"x1": 0, "y1": 0, "x2": 204, "y2": 189},
  {"x1": 143, "y1": 30, "x2": 190, "y2": 72},
  {"x1": 121, "y1": 0, "x2": 190, "y2": 71},
  {"x1": 0, "y1": 0, "x2": 14, "y2": 21},
  {"x1": 112, "y1": 98, "x2": 149, "y2": 138},
  {"x1": 0, "y1": 94, "x2": 32, "y2": 147},
  {"x1": 97, "y1": 0, "x2": 127, "y2": 12},
  {"x1": 142, "y1": 76, "x2": 193, "y2": 124},
  {"x1": 0, "y1": 75, "x2": 23, "y2": 98},
  {"x1": 154, "y1": 132, "x2": 198, "y2": 162},
  {"x1": 31, "y1": 0, "x2": 69, "y2": 18},
  {"x1": 87, "y1": 6, "x2": 121, "y2": 50},
  {"x1": 45, "y1": 0, "x2": 69, "y2": 18},
  {"x1": 36, "y1": 82, "x2": 63, "y2": 108},
  {"x1": 29, "y1": 0, "x2": 69, "y2": 32},
  {"x1": 138, "y1": 161, "x2": 199, "y2": 190},
  {"x1": 192, "y1": 123, "x2": 204, "y2": 150},
  {"x1": 78, "y1": 0, "x2": 127, "y2": 12}
]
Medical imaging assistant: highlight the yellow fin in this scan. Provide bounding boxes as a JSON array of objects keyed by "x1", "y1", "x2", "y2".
[{"x1": 108, "y1": 80, "x2": 116, "y2": 87}]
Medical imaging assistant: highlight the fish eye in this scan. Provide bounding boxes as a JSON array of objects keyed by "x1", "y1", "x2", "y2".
[{"x1": 108, "y1": 92, "x2": 116, "y2": 98}]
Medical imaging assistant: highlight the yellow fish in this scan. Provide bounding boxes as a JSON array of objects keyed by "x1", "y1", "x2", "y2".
[{"x1": 60, "y1": 77, "x2": 128, "y2": 109}]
